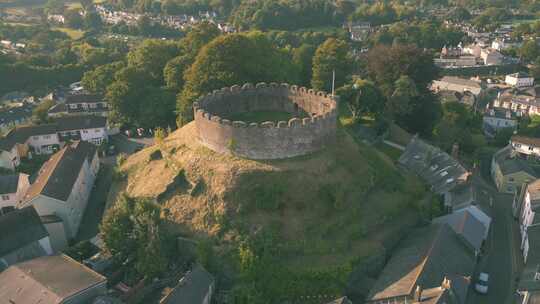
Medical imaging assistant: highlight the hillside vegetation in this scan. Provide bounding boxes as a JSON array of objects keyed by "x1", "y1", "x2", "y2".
[{"x1": 115, "y1": 122, "x2": 427, "y2": 301}]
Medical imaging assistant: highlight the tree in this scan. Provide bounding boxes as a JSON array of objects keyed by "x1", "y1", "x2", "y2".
[
  {"x1": 127, "y1": 39, "x2": 179, "y2": 84},
  {"x1": 530, "y1": 57, "x2": 540, "y2": 80},
  {"x1": 100, "y1": 195, "x2": 172, "y2": 279},
  {"x1": 44, "y1": 0, "x2": 64, "y2": 14},
  {"x1": 520, "y1": 40, "x2": 540, "y2": 63},
  {"x1": 163, "y1": 54, "x2": 192, "y2": 91},
  {"x1": 337, "y1": 79, "x2": 383, "y2": 120},
  {"x1": 84, "y1": 11, "x2": 103, "y2": 30},
  {"x1": 386, "y1": 75, "x2": 417, "y2": 119},
  {"x1": 367, "y1": 44, "x2": 440, "y2": 135},
  {"x1": 177, "y1": 33, "x2": 295, "y2": 123},
  {"x1": 82, "y1": 61, "x2": 125, "y2": 94},
  {"x1": 32, "y1": 99, "x2": 55, "y2": 124},
  {"x1": 292, "y1": 44, "x2": 316, "y2": 87},
  {"x1": 311, "y1": 38, "x2": 351, "y2": 92},
  {"x1": 65, "y1": 9, "x2": 83, "y2": 29}
]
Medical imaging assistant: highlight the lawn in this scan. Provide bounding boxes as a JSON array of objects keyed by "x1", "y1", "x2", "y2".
[
  {"x1": 52, "y1": 27, "x2": 85, "y2": 39},
  {"x1": 227, "y1": 110, "x2": 303, "y2": 123}
]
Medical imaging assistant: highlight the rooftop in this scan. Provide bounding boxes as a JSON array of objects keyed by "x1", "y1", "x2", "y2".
[
  {"x1": 512, "y1": 135, "x2": 540, "y2": 148},
  {"x1": 0, "y1": 206, "x2": 48, "y2": 257},
  {"x1": 21, "y1": 141, "x2": 97, "y2": 203},
  {"x1": 367, "y1": 224, "x2": 475, "y2": 302},
  {"x1": 65, "y1": 94, "x2": 103, "y2": 104},
  {"x1": 0, "y1": 174, "x2": 19, "y2": 194},
  {"x1": 0, "y1": 254, "x2": 106, "y2": 303}
]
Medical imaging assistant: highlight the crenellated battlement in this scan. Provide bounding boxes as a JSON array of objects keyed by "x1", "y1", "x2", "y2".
[{"x1": 193, "y1": 83, "x2": 337, "y2": 159}]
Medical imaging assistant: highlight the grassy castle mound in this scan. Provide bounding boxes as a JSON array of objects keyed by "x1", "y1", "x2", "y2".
[{"x1": 116, "y1": 122, "x2": 426, "y2": 300}]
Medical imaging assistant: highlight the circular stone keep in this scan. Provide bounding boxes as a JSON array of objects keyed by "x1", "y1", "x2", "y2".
[{"x1": 193, "y1": 82, "x2": 337, "y2": 160}]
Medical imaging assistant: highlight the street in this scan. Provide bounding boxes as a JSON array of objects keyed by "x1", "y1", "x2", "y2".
[{"x1": 467, "y1": 173, "x2": 521, "y2": 304}]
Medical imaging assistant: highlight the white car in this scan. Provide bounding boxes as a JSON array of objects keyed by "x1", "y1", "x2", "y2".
[{"x1": 475, "y1": 272, "x2": 489, "y2": 294}]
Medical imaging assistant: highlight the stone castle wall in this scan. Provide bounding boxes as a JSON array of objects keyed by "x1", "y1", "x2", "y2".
[{"x1": 193, "y1": 82, "x2": 337, "y2": 159}]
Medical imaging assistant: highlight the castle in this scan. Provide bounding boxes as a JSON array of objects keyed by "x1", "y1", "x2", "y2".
[{"x1": 193, "y1": 82, "x2": 337, "y2": 159}]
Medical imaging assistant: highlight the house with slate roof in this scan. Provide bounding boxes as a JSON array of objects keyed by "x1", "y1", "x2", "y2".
[
  {"x1": 0, "y1": 254, "x2": 107, "y2": 303},
  {"x1": 432, "y1": 206, "x2": 491, "y2": 255},
  {"x1": 366, "y1": 224, "x2": 475, "y2": 304},
  {"x1": 491, "y1": 145, "x2": 538, "y2": 194},
  {"x1": 48, "y1": 94, "x2": 109, "y2": 118},
  {"x1": 0, "y1": 206, "x2": 52, "y2": 270},
  {"x1": 19, "y1": 141, "x2": 99, "y2": 241},
  {"x1": 160, "y1": 264, "x2": 215, "y2": 304},
  {"x1": 512, "y1": 136, "x2": 540, "y2": 159},
  {"x1": 0, "y1": 115, "x2": 107, "y2": 170},
  {"x1": 398, "y1": 135, "x2": 470, "y2": 196},
  {"x1": 0, "y1": 173, "x2": 29, "y2": 210}
]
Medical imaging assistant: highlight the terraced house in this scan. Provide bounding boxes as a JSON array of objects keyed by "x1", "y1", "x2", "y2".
[{"x1": 0, "y1": 115, "x2": 107, "y2": 170}]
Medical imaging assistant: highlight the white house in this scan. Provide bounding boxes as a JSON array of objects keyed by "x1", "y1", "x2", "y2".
[
  {"x1": 516, "y1": 180, "x2": 540, "y2": 263},
  {"x1": 511, "y1": 136, "x2": 540, "y2": 158},
  {"x1": 0, "y1": 206, "x2": 53, "y2": 270},
  {"x1": 19, "y1": 141, "x2": 99, "y2": 240},
  {"x1": 48, "y1": 94, "x2": 109, "y2": 118},
  {"x1": 483, "y1": 107, "x2": 517, "y2": 137},
  {"x1": 481, "y1": 48, "x2": 503, "y2": 65},
  {"x1": 0, "y1": 173, "x2": 30, "y2": 210},
  {"x1": 506, "y1": 73, "x2": 535, "y2": 88},
  {"x1": 0, "y1": 115, "x2": 107, "y2": 170},
  {"x1": 432, "y1": 76, "x2": 484, "y2": 96}
]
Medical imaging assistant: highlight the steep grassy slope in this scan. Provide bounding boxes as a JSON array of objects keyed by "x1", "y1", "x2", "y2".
[{"x1": 116, "y1": 122, "x2": 427, "y2": 300}]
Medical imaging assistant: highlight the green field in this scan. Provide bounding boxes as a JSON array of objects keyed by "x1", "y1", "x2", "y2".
[{"x1": 52, "y1": 27, "x2": 85, "y2": 39}]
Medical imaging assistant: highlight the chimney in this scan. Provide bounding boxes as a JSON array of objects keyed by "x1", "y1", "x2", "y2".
[
  {"x1": 490, "y1": 109, "x2": 495, "y2": 116},
  {"x1": 506, "y1": 111, "x2": 512, "y2": 119},
  {"x1": 535, "y1": 265, "x2": 540, "y2": 281},
  {"x1": 413, "y1": 285, "x2": 423, "y2": 301},
  {"x1": 441, "y1": 276, "x2": 452, "y2": 290}
]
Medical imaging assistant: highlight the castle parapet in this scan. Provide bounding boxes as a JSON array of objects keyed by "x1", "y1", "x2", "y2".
[{"x1": 193, "y1": 83, "x2": 337, "y2": 159}]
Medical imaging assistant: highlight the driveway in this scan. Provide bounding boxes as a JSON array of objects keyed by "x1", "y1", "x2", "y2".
[{"x1": 467, "y1": 173, "x2": 521, "y2": 304}]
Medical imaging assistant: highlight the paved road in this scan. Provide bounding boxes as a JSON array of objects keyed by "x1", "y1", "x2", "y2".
[{"x1": 467, "y1": 173, "x2": 520, "y2": 304}]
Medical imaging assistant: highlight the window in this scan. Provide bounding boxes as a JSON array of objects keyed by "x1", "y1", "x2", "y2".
[
  {"x1": 44, "y1": 135, "x2": 51, "y2": 139},
  {"x1": 83, "y1": 130, "x2": 88, "y2": 134},
  {"x1": 530, "y1": 146, "x2": 534, "y2": 151},
  {"x1": 32, "y1": 136, "x2": 39, "y2": 140},
  {"x1": 509, "y1": 177, "x2": 515, "y2": 182},
  {"x1": 1, "y1": 195, "x2": 9, "y2": 201},
  {"x1": 95, "y1": 129, "x2": 101, "y2": 133}
]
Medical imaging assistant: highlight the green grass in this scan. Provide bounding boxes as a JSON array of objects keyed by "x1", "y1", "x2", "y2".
[
  {"x1": 227, "y1": 110, "x2": 303, "y2": 123},
  {"x1": 374, "y1": 141, "x2": 403, "y2": 161},
  {"x1": 52, "y1": 27, "x2": 85, "y2": 39}
]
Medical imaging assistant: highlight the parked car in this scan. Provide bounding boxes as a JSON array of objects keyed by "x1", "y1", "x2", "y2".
[{"x1": 475, "y1": 272, "x2": 489, "y2": 294}]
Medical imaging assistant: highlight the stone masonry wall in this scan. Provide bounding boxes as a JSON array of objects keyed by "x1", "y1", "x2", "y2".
[{"x1": 193, "y1": 82, "x2": 337, "y2": 159}]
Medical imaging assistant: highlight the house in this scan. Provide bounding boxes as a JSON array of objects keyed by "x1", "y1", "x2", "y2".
[
  {"x1": 0, "y1": 115, "x2": 108, "y2": 170},
  {"x1": 365, "y1": 224, "x2": 475, "y2": 304},
  {"x1": 348, "y1": 22, "x2": 371, "y2": 42},
  {"x1": 0, "y1": 102, "x2": 33, "y2": 133},
  {"x1": 326, "y1": 297, "x2": 352, "y2": 304},
  {"x1": 431, "y1": 76, "x2": 484, "y2": 96},
  {"x1": 493, "y1": 89, "x2": 540, "y2": 117},
  {"x1": 434, "y1": 56, "x2": 477, "y2": 68},
  {"x1": 443, "y1": 182, "x2": 475, "y2": 212},
  {"x1": 511, "y1": 135, "x2": 540, "y2": 158},
  {"x1": 19, "y1": 141, "x2": 99, "y2": 240},
  {"x1": 480, "y1": 48, "x2": 503, "y2": 65},
  {"x1": 0, "y1": 254, "x2": 107, "y2": 303},
  {"x1": 0, "y1": 206, "x2": 53, "y2": 270},
  {"x1": 506, "y1": 72, "x2": 535, "y2": 88},
  {"x1": 515, "y1": 180, "x2": 540, "y2": 262},
  {"x1": 491, "y1": 145, "x2": 538, "y2": 194},
  {"x1": 463, "y1": 43, "x2": 482, "y2": 58},
  {"x1": 48, "y1": 94, "x2": 109, "y2": 118},
  {"x1": 398, "y1": 135, "x2": 470, "y2": 195},
  {"x1": 0, "y1": 173, "x2": 30, "y2": 209},
  {"x1": 482, "y1": 108, "x2": 517, "y2": 137},
  {"x1": 160, "y1": 264, "x2": 215, "y2": 304},
  {"x1": 432, "y1": 205, "x2": 491, "y2": 255}
]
